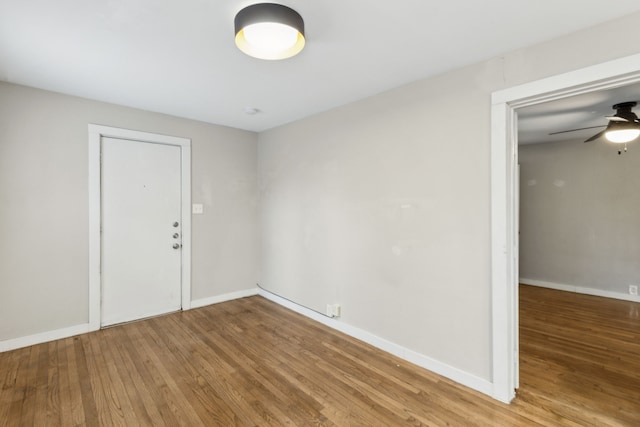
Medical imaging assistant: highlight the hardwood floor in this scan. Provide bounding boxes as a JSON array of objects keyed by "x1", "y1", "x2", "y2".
[
  {"x1": 516, "y1": 285, "x2": 640, "y2": 426},
  {"x1": 1, "y1": 286, "x2": 639, "y2": 426}
]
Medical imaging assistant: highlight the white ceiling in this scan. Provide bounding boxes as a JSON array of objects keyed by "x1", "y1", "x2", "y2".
[{"x1": 2, "y1": 1, "x2": 640, "y2": 132}]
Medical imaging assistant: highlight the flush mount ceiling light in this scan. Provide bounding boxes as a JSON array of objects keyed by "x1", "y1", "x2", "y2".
[{"x1": 234, "y1": 3, "x2": 305, "y2": 60}]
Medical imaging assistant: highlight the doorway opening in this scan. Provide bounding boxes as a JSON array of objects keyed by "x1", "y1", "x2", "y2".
[{"x1": 490, "y1": 52, "x2": 640, "y2": 403}]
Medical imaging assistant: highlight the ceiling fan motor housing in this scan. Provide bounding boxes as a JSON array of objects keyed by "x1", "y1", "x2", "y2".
[{"x1": 610, "y1": 101, "x2": 639, "y2": 122}]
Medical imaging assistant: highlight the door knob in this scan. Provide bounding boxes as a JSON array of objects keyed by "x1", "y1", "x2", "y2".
[
  {"x1": 173, "y1": 243, "x2": 181, "y2": 249},
  {"x1": 173, "y1": 233, "x2": 179, "y2": 239}
]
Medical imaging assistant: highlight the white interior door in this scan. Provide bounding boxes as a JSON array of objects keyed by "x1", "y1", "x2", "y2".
[{"x1": 101, "y1": 137, "x2": 182, "y2": 326}]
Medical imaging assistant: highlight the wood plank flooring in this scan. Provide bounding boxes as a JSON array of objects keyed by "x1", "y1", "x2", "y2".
[
  {"x1": 516, "y1": 285, "x2": 640, "y2": 426},
  {"x1": 1, "y1": 285, "x2": 639, "y2": 426}
]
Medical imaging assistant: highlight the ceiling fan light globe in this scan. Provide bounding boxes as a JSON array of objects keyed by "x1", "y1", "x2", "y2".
[{"x1": 604, "y1": 128, "x2": 640, "y2": 143}]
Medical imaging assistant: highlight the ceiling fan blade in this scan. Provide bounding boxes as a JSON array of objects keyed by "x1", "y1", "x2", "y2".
[
  {"x1": 605, "y1": 115, "x2": 630, "y2": 122},
  {"x1": 548, "y1": 125, "x2": 605, "y2": 136},
  {"x1": 584, "y1": 129, "x2": 607, "y2": 143}
]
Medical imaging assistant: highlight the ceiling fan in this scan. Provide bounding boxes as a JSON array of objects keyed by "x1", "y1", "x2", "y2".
[{"x1": 549, "y1": 101, "x2": 640, "y2": 146}]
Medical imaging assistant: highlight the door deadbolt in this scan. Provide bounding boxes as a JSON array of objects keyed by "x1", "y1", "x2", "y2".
[
  {"x1": 173, "y1": 233, "x2": 179, "y2": 239},
  {"x1": 173, "y1": 221, "x2": 179, "y2": 227},
  {"x1": 173, "y1": 243, "x2": 181, "y2": 249}
]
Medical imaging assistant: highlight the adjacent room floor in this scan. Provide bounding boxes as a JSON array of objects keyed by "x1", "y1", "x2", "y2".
[{"x1": 1, "y1": 285, "x2": 638, "y2": 426}]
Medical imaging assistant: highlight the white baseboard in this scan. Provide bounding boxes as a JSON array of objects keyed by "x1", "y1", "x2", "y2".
[
  {"x1": 520, "y1": 278, "x2": 640, "y2": 303},
  {"x1": 190, "y1": 288, "x2": 259, "y2": 309},
  {"x1": 1, "y1": 288, "x2": 260, "y2": 353},
  {"x1": 2, "y1": 287, "x2": 495, "y2": 400},
  {"x1": 257, "y1": 288, "x2": 494, "y2": 399},
  {"x1": 0, "y1": 323, "x2": 90, "y2": 353}
]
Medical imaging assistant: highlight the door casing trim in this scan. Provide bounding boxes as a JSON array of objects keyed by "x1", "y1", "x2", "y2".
[
  {"x1": 490, "y1": 52, "x2": 640, "y2": 403},
  {"x1": 88, "y1": 124, "x2": 192, "y2": 331}
]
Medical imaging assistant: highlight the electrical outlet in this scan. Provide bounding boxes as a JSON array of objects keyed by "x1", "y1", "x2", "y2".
[
  {"x1": 333, "y1": 304, "x2": 341, "y2": 317},
  {"x1": 326, "y1": 304, "x2": 341, "y2": 318},
  {"x1": 629, "y1": 285, "x2": 638, "y2": 296}
]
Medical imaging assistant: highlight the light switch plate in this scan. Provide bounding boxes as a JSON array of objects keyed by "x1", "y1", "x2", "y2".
[{"x1": 192, "y1": 203, "x2": 204, "y2": 214}]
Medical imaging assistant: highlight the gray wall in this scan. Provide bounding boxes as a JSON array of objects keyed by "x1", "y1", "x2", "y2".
[
  {"x1": 519, "y1": 138, "x2": 640, "y2": 294},
  {"x1": 0, "y1": 82, "x2": 259, "y2": 341},
  {"x1": 258, "y1": 12, "x2": 640, "y2": 381}
]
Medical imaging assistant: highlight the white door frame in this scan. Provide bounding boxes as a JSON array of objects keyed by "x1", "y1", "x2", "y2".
[
  {"x1": 88, "y1": 124, "x2": 192, "y2": 331},
  {"x1": 490, "y1": 52, "x2": 640, "y2": 403}
]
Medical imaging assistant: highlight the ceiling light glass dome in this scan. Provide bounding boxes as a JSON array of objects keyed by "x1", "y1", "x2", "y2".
[{"x1": 234, "y1": 3, "x2": 305, "y2": 60}]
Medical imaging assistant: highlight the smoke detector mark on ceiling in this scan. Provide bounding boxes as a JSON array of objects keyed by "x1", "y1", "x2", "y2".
[{"x1": 243, "y1": 107, "x2": 261, "y2": 115}]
